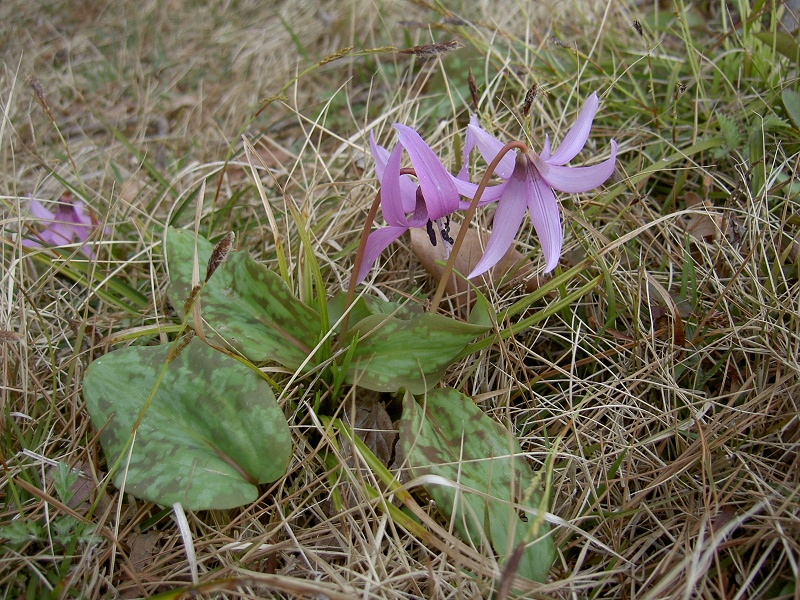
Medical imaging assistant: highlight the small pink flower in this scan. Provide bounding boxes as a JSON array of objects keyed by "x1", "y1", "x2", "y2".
[
  {"x1": 23, "y1": 194, "x2": 99, "y2": 258},
  {"x1": 463, "y1": 92, "x2": 617, "y2": 278}
]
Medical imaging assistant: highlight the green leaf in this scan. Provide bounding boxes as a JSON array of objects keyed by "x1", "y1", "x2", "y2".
[
  {"x1": 754, "y1": 31, "x2": 800, "y2": 65},
  {"x1": 345, "y1": 313, "x2": 488, "y2": 394},
  {"x1": 783, "y1": 89, "x2": 800, "y2": 130},
  {"x1": 83, "y1": 338, "x2": 292, "y2": 510},
  {"x1": 0, "y1": 519, "x2": 44, "y2": 547},
  {"x1": 467, "y1": 286, "x2": 496, "y2": 328},
  {"x1": 165, "y1": 227, "x2": 322, "y2": 370},
  {"x1": 326, "y1": 293, "x2": 372, "y2": 332},
  {"x1": 400, "y1": 388, "x2": 555, "y2": 583}
]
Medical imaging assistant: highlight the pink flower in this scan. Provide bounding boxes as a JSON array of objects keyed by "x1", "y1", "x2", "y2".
[
  {"x1": 355, "y1": 126, "x2": 502, "y2": 284},
  {"x1": 464, "y1": 92, "x2": 617, "y2": 278},
  {"x1": 23, "y1": 194, "x2": 99, "y2": 258}
]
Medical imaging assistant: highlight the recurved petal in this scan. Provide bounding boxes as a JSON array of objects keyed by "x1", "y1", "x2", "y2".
[
  {"x1": 467, "y1": 162, "x2": 528, "y2": 279},
  {"x1": 28, "y1": 199, "x2": 54, "y2": 220},
  {"x1": 354, "y1": 225, "x2": 408, "y2": 284},
  {"x1": 466, "y1": 117, "x2": 515, "y2": 179},
  {"x1": 540, "y1": 135, "x2": 551, "y2": 161},
  {"x1": 527, "y1": 177, "x2": 562, "y2": 273},
  {"x1": 457, "y1": 118, "x2": 477, "y2": 181},
  {"x1": 370, "y1": 131, "x2": 390, "y2": 179},
  {"x1": 380, "y1": 143, "x2": 410, "y2": 227},
  {"x1": 370, "y1": 132, "x2": 416, "y2": 213},
  {"x1": 394, "y1": 124, "x2": 459, "y2": 221},
  {"x1": 542, "y1": 140, "x2": 617, "y2": 194},
  {"x1": 546, "y1": 91, "x2": 599, "y2": 166}
]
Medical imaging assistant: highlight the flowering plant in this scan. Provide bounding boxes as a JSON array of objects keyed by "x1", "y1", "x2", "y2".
[{"x1": 81, "y1": 91, "x2": 616, "y2": 586}]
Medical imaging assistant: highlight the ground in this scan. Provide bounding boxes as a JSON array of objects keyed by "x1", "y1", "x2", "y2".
[{"x1": 1, "y1": 0, "x2": 799, "y2": 598}]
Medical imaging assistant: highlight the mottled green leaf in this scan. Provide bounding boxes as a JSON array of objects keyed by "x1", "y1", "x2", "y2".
[
  {"x1": 326, "y1": 293, "x2": 372, "y2": 332},
  {"x1": 327, "y1": 292, "x2": 424, "y2": 333},
  {"x1": 165, "y1": 227, "x2": 322, "y2": 370},
  {"x1": 400, "y1": 388, "x2": 554, "y2": 583},
  {"x1": 83, "y1": 339, "x2": 292, "y2": 510},
  {"x1": 164, "y1": 227, "x2": 215, "y2": 306},
  {"x1": 345, "y1": 313, "x2": 487, "y2": 394}
]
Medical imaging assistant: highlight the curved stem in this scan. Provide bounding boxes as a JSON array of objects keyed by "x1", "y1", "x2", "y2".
[
  {"x1": 429, "y1": 140, "x2": 529, "y2": 313},
  {"x1": 340, "y1": 168, "x2": 417, "y2": 343}
]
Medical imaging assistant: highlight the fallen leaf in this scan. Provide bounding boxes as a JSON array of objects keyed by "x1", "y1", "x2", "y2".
[
  {"x1": 118, "y1": 176, "x2": 148, "y2": 204},
  {"x1": 45, "y1": 461, "x2": 96, "y2": 514},
  {"x1": 351, "y1": 392, "x2": 396, "y2": 466},
  {"x1": 336, "y1": 391, "x2": 399, "y2": 509},
  {"x1": 646, "y1": 276, "x2": 686, "y2": 346},
  {"x1": 128, "y1": 531, "x2": 161, "y2": 573},
  {"x1": 411, "y1": 221, "x2": 539, "y2": 309},
  {"x1": 681, "y1": 192, "x2": 723, "y2": 242}
]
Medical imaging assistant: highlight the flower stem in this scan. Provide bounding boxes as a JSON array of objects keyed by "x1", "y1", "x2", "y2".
[
  {"x1": 341, "y1": 168, "x2": 417, "y2": 342},
  {"x1": 341, "y1": 191, "x2": 381, "y2": 341},
  {"x1": 429, "y1": 141, "x2": 529, "y2": 313}
]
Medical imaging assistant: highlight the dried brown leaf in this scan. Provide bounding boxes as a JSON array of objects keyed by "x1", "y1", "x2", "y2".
[{"x1": 118, "y1": 177, "x2": 148, "y2": 204}]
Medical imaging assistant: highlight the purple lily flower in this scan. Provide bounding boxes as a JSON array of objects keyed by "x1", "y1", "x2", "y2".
[
  {"x1": 23, "y1": 194, "x2": 99, "y2": 258},
  {"x1": 355, "y1": 125, "x2": 502, "y2": 284},
  {"x1": 464, "y1": 91, "x2": 617, "y2": 279}
]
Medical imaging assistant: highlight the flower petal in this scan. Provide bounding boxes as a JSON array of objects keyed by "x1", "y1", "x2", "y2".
[
  {"x1": 466, "y1": 116, "x2": 515, "y2": 179},
  {"x1": 45, "y1": 222, "x2": 76, "y2": 245},
  {"x1": 394, "y1": 124, "x2": 459, "y2": 221},
  {"x1": 541, "y1": 140, "x2": 617, "y2": 193},
  {"x1": 28, "y1": 199, "x2": 54, "y2": 220},
  {"x1": 56, "y1": 202, "x2": 92, "y2": 243},
  {"x1": 527, "y1": 177, "x2": 562, "y2": 273},
  {"x1": 380, "y1": 142, "x2": 411, "y2": 227},
  {"x1": 540, "y1": 135, "x2": 551, "y2": 161},
  {"x1": 406, "y1": 188, "x2": 430, "y2": 229},
  {"x1": 457, "y1": 118, "x2": 476, "y2": 181},
  {"x1": 454, "y1": 177, "x2": 506, "y2": 209},
  {"x1": 354, "y1": 225, "x2": 408, "y2": 284},
  {"x1": 546, "y1": 92, "x2": 599, "y2": 166},
  {"x1": 370, "y1": 131, "x2": 390, "y2": 179},
  {"x1": 468, "y1": 161, "x2": 529, "y2": 279},
  {"x1": 370, "y1": 132, "x2": 416, "y2": 213}
]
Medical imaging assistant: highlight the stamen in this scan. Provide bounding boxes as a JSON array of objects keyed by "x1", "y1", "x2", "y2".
[
  {"x1": 436, "y1": 217, "x2": 453, "y2": 260},
  {"x1": 426, "y1": 220, "x2": 437, "y2": 246},
  {"x1": 440, "y1": 216, "x2": 454, "y2": 245}
]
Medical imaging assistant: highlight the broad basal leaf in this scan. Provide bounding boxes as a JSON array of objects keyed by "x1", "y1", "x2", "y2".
[
  {"x1": 400, "y1": 388, "x2": 555, "y2": 583},
  {"x1": 83, "y1": 338, "x2": 292, "y2": 510},
  {"x1": 165, "y1": 227, "x2": 322, "y2": 370},
  {"x1": 344, "y1": 313, "x2": 487, "y2": 394}
]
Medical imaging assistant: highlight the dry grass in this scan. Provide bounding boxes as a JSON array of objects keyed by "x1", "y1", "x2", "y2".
[{"x1": 2, "y1": 0, "x2": 799, "y2": 598}]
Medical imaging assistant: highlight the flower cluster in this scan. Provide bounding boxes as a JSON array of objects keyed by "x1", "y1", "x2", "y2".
[{"x1": 355, "y1": 91, "x2": 617, "y2": 285}]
